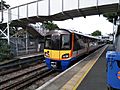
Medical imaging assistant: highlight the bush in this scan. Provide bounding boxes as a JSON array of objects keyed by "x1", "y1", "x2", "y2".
[{"x1": 0, "y1": 39, "x2": 11, "y2": 61}]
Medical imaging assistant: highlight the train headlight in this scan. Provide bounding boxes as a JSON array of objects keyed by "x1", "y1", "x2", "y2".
[
  {"x1": 45, "y1": 51, "x2": 50, "y2": 57},
  {"x1": 62, "y1": 54, "x2": 69, "y2": 58}
]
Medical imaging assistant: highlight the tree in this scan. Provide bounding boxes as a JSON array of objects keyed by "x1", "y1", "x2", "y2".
[
  {"x1": 0, "y1": 0, "x2": 10, "y2": 10},
  {"x1": 0, "y1": 1, "x2": 11, "y2": 61},
  {"x1": 0, "y1": 38, "x2": 11, "y2": 61},
  {"x1": 43, "y1": 21, "x2": 59, "y2": 30},
  {"x1": 0, "y1": 0, "x2": 10, "y2": 23},
  {"x1": 91, "y1": 30, "x2": 101, "y2": 36},
  {"x1": 103, "y1": 12, "x2": 118, "y2": 25}
]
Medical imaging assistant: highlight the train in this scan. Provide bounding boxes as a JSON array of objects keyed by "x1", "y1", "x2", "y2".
[{"x1": 44, "y1": 29, "x2": 103, "y2": 70}]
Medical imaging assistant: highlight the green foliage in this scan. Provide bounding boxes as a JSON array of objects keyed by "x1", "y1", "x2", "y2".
[
  {"x1": 103, "y1": 12, "x2": 118, "y2": 25},
  {"x1": 91, "y1": 30, "x2": 101, "y2": 36},
  {"x1": 0, "y1": 39, "x2": 11, "y2": 61},
  {"x1": 0, "y1": 1, "x2": 11, "y2": 61},
  {"x1": 43, "y1": 21, "x2": 59, "y2": 30},
  {"x1": 0, "y1": 0, "x2": 10, "y2": 10}
]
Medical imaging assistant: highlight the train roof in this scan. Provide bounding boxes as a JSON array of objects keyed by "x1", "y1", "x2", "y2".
[
  {"x1": 69, "y1": 29, "x2": 100, "y2": 40},
  {"x1": 46, "y1": 29, "x2": 100, "y2": 40},
  {"x1": 45, "y1": 29, "x2": 71, "y2": 35}
]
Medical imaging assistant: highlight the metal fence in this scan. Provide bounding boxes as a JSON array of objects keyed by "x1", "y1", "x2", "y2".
[{"x1": 10, "y1": 37, "x2": 44, "y2": 56}]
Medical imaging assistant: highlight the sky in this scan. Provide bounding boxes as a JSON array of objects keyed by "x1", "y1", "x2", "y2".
[
  {"x1": 54, "y1": 16, "x2": 113, "y2": 35},
  {"x1": 4, "y1": 0, "x2": 114, "y2": 35}
]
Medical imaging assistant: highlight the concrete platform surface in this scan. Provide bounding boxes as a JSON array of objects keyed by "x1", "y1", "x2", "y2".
[{"x1": 77, "y1": 45, "x2": 108, "y2": 90}]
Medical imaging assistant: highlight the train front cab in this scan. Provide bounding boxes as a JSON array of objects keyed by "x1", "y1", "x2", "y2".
[
  {"x1": 106, "y1": 51, "x2": 120, "y2": 90},
  {"x1": 44, "y1": 31, "x2": 73, "y2": 70}
]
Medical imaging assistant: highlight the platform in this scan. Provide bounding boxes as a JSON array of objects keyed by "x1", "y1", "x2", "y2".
[
  {"x1": 36, "y1": 45, "x2": 109, "y2": 90},
  {"x1": 76, "y1": 46, "x2": 107, "y2": 90},
  {"x1": 16, "y1": 53, "x2": 44, "y2": 59},
  {"x1": 0, "y1": 52, "x2": 44, "y2": 65}
]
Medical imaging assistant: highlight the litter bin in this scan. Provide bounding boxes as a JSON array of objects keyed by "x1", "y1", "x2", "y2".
[{"x1": 106, "y1": 51, "x2": 120, "y2": 90}]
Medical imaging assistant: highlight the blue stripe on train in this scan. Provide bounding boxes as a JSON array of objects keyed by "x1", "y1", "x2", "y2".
[
  {"x1": 45, "y1": 57, "x2": 77, "y2": 70},
  {"x1": 45, "y1": 58, "x2": 52, "y2": 69}
]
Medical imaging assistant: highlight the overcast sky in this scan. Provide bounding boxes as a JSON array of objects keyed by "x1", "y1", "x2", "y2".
[
  {"x1": 54, "y1": 16, "x2": 114, "y2": 35},
  {"x1": 4, "y1": 0, "x2": 114, "y2": 35}
]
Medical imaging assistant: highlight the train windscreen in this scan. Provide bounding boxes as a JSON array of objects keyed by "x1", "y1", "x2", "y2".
[
  {"x1": 61, "y1": 34, "x2": 71, "y2": 50},
  {"x1": 51, "y1": 34, "x2": 60, "y2": 50},
  {"x1": 45, "y1": 35, "x2": 51, "y2": 49},
  {"x1": 45, "y1": 34, "x2": 71, "y2": 50}
]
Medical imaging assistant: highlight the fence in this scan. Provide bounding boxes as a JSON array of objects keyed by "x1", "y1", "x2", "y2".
[{"x1": 10, "y1": 37, "x2": 44, "y2": 56}]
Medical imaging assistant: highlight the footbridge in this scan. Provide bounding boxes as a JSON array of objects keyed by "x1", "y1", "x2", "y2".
[
  {"x1": 0, "y1": 0, "x2": 120, "y2": 24},
  {"x1": 0, "y1": 0, "x2": 119, "y2": 56}
]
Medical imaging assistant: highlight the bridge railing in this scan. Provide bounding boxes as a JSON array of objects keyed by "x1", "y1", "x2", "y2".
[{"x1": 0, "y1": 0, "x2": 119, "y2": 23}]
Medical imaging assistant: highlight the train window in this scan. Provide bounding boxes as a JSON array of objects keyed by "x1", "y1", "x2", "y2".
[
  {"x1": 78, "y1": 39, "x2": 85, "y2": 49},
  {"x1": 117, "y1": 61, "x2": 120, "y2": 68},
  {"x1": 74, "y1": 34, "x2": 85, "y2": 51},
  {"x1": 115, "y1": 35, "x2": 120, "y2": 51},
  {"x1": 61, "y1": 34, "x2": 70, "y2": 50},
  {"x1": 45, "y1": 36, "x2": 51, "y2": 49}
]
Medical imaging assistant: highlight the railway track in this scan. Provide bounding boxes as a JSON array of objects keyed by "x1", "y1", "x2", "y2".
[
  {"x1": 0, "y1": 64, "x2": 51, "y2": 90},
  {"x1": 14, "y1": 70, "x2": 54, "y2": 90},
  {"x1": 0, "y1": 64, "x2": 47, "y2": 84},
  {"x1": 0, "y1": 55, "x2": 44, "y2": 76},
  {"x1": 0, "y1": 54, "x2": 59, "y2": 90}
]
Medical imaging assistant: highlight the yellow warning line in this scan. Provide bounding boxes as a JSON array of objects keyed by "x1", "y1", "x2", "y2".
[
  {"x1": 60, "y1": 45, "x2": 107, "y2": 90},
  {"x1": 73, "y1": 57, "x2": 98, "y2": 90}
]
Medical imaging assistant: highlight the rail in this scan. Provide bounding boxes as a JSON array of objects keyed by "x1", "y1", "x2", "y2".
[{"x1": 1, "y1": 69, "x2": 54, "y2": 90}]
